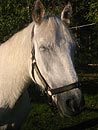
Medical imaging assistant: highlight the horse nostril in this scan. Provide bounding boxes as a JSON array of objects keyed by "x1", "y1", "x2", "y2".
[
  {"x1": 66, "y1": 99, "x2": 80, "y2": 113},
  {"x1": 66, "y1": 99, "x2": 71, "y2": 109}
]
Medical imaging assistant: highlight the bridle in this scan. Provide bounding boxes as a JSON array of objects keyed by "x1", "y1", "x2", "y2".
[
  {"x1": 31, "y1": 26, "x2": 81, "y2": 107},
  {"x1": 31, "y1": 49, "x2": 81, "y2": 96}
]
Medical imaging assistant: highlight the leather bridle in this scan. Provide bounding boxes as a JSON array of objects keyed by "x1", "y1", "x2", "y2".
[
  {"x1": 31, "y1": 49, "x2": 81, "y2": 98},
  {"x1": 31, "y1": 25, "x2": 81, "y2": 107}
]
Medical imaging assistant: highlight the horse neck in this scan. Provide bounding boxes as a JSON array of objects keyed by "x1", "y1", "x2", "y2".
[
  {"x1": 0, "y1": 23, "x2": 34, "y2": 107},
  {"x1": 6, "y1": 23, "x2": 34, "y2": 77}
]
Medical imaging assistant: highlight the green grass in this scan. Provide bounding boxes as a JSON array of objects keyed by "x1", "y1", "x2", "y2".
[{"x1": 21, "y1": 74, "x2": 98, "y2": 130}]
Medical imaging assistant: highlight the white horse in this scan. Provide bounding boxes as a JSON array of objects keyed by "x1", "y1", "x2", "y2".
[{"x1": 0, "y1": 0, "x2": 84, "y2": 129}]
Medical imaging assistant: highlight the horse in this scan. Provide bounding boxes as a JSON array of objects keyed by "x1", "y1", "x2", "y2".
[{"x1": 0, "y1": 0, "x2": 85, "y2": 129}]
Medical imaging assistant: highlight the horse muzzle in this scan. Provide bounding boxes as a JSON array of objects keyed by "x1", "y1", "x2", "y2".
[
  {"x1": 56, "y1": 88, "x2": 85, "y2": 117},
  {"x1": 47, "y1": 83, "x2": 85, "y2": 117}
]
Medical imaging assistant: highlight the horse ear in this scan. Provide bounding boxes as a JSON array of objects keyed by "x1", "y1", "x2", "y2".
[
  {"x1": 61, "y1": 1, "x2": 72, "y2": 24},
  {"x1": 32, "y1": 0, "x2": 45, "y2": 24}
]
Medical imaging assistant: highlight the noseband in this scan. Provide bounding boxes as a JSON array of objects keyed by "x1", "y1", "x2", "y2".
[{"x1": 31, "y1": 49, "x2": 81, "y2": 98}]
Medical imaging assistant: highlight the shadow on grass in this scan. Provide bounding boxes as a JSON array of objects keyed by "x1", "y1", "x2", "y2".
[
  {"x1": 82, "y1": 80, "x2": 98, "y2": 95},
  {"x1": 28, "y1": 80, "x2": 98, "y2": 130},
  {"x1": 60, "y1": 118, "x2": 98, "y2": 130},
  {"x1": 59, "y1": 107, "x2": 98, "y2": 130}
]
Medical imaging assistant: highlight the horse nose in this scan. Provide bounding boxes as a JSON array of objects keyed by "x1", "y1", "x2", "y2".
[
  {"x1": 66, "y1": 99, "x2": 79, "y2": 114},
  {"x1": 66, "y1": 96, "x2": 85, "y2": 115}
]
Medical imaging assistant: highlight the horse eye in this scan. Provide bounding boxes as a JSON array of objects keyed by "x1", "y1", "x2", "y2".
[{"x1": 40, "y1": 46, "x2": 48, "y2": 52}]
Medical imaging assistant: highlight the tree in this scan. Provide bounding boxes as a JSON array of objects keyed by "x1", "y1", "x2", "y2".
[
  {"x1": 72, "y1": 0, "x2": 98, "y2": 65},
  {"x1": 0, "y1": 0, "x2": 33, "y2": 43}
]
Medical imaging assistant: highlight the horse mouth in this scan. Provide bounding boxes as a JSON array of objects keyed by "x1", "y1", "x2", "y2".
[{"x1": 58, "y1": 100, "x2": 85, "y2": 117}]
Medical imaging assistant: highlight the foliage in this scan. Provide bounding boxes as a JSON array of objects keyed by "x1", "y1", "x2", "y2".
[
  {"x1": 86, "y1": 1, "x2": 98, "y2": 23},
  {"x1": 0, "y1": 0, "x2": 33, "y2": 42},
  {"x1": 72, "y1": 0, "x2": 98, "y2": 65}
]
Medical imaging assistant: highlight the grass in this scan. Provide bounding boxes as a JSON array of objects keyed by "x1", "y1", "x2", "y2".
[{"x1": 21, "y1": 73, "x2": 98, "y2": 130}]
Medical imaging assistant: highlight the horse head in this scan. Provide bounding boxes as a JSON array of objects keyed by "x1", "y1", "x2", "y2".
[{"x1": 31, "y1": 0, "x2": 85, "y2": 117}]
